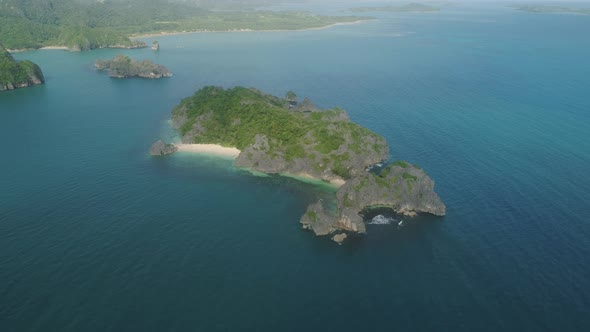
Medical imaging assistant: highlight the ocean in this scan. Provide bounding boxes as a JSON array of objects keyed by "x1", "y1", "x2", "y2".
[{"x1": 1, "y1": 3, "x2": 589, "y2": 331}]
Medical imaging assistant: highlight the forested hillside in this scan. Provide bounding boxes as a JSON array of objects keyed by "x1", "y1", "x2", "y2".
[{"x1": 0, "y1": 0, "x2": 369, "y2": 50}]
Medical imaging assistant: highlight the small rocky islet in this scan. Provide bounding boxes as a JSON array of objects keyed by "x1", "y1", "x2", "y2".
[
  {"x1": 95, "y1": 55, "x2": 172, "y2": 79},
  {"x1": 0, "y1": 42, "x2": 45, "y2": 91},
  {"x1": 152, "y1": 86, "x2": 445, "y2": 243}
]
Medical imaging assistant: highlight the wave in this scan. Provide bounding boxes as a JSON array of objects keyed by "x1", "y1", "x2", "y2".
[
  {"x1": 368, "y1": 215, "x2": 406, "y2": 227},
  {"x1": 368, "y1": 214, "x2": 395, "y2": 225}
]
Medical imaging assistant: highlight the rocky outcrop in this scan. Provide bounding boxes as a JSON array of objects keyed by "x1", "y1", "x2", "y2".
[
  {"x1": 150, "y1": 140, "x2": 178, "y2": 156},
  {"x1": 0, "y1": 43, "x2": 45, "y2": 91},
  {"x1": 331, "y1": 233, "x2": 347, "y2": 244},
  {"x1": 301, "y1": 161, "x2": 445, "y2": 239},
  {"x1": 95, "y1": 55, "x2": 172, "y2": 79}
]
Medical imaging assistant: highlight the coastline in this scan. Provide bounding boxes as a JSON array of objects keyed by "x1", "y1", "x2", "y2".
[
  {"x1": 173, "y1": 144, "x2": 344, "y2": 188},
  {"x1": 175, "y1": 143, "x2": 241, "y2": 158},
  {"x1": 7, "y1": 20, "x2": 375, "y2": 53},
  {"x1": 129, "y1": 19, "x2": 375, "y2": 39}
]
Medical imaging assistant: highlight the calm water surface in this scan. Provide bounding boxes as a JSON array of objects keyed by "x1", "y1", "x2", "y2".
[{"x1": 1, "y1": 3, "x2": 589, "y2": 331}]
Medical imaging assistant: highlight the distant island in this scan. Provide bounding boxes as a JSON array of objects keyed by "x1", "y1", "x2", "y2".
[
  {"x1": 95, "y1": 55, "x2": 172, "y2": 79},
  {"x1": 350, "y1": 3, "x2": 439, "y2": 13},
  {"x1": 151, "y1": 86, "x2": 445, "y2": 243},
  {"x1": 514, "y1": 5, "x2": 590, "y2": 15},
  {"x1": 0, "y1": 42, "x2": 44, "y2": 91},
  {"x1": 0, "y1": 0, "x2": 372, "y2": 51}
]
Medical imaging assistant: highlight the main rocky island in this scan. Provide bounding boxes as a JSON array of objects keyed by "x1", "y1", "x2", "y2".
[
  {"x1": 154, "y1": 86, "x2": 445, "y2": 242},
  {"x1": 0, "y1": 43, "x2": 45, "y2": 91}
]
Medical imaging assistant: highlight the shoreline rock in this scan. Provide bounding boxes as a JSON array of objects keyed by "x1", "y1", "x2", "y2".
[
  {"x1": 150, "y1": 140, "x2": 178, "y2": 156},
  {"x1": 332, "y1": 233, "x2": 347, "y2": 244}
]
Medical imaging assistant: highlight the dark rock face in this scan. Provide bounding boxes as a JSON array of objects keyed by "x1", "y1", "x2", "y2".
[
  {"x1": 150, "y1": 140, "x2": 178, "y2": 156},
  {"x1": 301, "y1": 162, "x2": 445, "y2": 237},
  {"x1": 0, "y1": 43, "x2": 45, "y2": 91}
]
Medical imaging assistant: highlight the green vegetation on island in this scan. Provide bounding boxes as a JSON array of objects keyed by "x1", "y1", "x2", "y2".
[
  {"x1": 350, "y1": 3, "x2": 439, "y2": 13},
  {"x1": 0, "y1": 0, "x2": 371, "y2": 51},
  {"x1": 513, "y1": 5, "x2": 590, "y2": 15},
  {"x1": 0, "y1": 42, "x2": 44, "y2": 91},
  {"x1": 95, "y1": 55, "x2": 172, "y2": 79},
  {"x1": 171, "y1": 86, "x2": 388, "y2": 181},
  {"x1": 157, "y1": 86, "x2": 445, "y2": 242}
]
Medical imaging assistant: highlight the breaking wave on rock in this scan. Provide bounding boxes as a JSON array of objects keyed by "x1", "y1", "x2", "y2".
[{"x1": 368, "y1": 214, "x2": 397, "y2": 225}]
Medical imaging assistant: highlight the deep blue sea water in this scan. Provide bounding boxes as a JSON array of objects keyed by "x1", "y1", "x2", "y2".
[{"x1": 1, "y1": 3, "x2": 590, "y2": 331}]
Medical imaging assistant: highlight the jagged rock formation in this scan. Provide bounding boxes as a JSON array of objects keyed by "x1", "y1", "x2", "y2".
[
  {"x1": 150, "y1": 140, "x2": 178, "y2": 156},
  {"x1": 95, "y1": 55, "x2": 172, "y2": 79},
  {"x1": 0, "y1": 43, "x2": 45, "y2": 91},
  {"x1": 300, "y1": 161, "x2": 445, "y2": 237}
]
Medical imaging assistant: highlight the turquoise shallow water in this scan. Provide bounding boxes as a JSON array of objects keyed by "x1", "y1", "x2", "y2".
[{"x1": 1, "y1": 3, "x2": 590, "y2": 331}]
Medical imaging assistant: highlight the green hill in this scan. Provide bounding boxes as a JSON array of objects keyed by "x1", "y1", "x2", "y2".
[{"x1": 0, "y1": 42, "x2": 45, "y2": 91}]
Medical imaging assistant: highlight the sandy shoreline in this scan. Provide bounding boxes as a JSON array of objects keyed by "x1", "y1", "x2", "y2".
[
  {"x1": 7, "y1": 19, "x2": 374, "y2": 53},
  {"x1": 129, "y1": 19, "x2": 375, "y2": 39},
  {"x1": 7, "y1": 46, "x2": 69, "y2": 53},
  {"x1": 39, "y1": 46, "x2": 69, "y2": 50},
  {"x1": 175, "y1": 144, "x2": 241, "y2": 158}
]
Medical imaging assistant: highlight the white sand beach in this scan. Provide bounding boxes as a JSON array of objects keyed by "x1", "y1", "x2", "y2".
[
  {"x1": 39, "y1": 46, "x2": 69, "y2": 50},
  {"x1": 175, "y1": 144, "x2": 241, "y2": 158}
]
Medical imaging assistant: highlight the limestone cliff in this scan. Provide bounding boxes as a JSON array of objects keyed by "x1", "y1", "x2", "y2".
[
  {"x1": 0, "y1": 43, "x2": 45, "y2": 91},
  {"x1": 300, "y1": 161, "x2": 445, "y2": 236}
]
